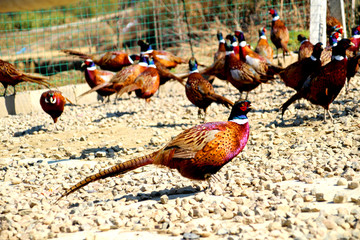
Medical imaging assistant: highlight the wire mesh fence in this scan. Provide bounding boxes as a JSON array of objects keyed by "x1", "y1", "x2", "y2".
[{"x1": 0, "y1": 0, "x2": 323, "y2": 94}]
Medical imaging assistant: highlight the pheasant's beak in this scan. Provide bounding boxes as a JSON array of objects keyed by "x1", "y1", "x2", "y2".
[
  {"x1": 350, "y1": 42, "x2": 355, "y2": 47},
  {"x1": 248, "y1": 104, "x2": 255, "y2": 111},
  {"x1": 81, "y1": 62, "x2": 85, "y2": 68}
]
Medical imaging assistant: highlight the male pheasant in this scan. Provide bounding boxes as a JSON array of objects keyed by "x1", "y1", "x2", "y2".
[
  {"x1": 281, "y1": 39, "x2": 354, "y2": 122},
  {"x1": 269, "y1": 9, "x2": 289, "y2": 66},
  {"x1": 78, "y1": 55, "x2": 149, "y2": 103},
  {"x1": 255, "y1": 27, "x2": 273, "y2": 63},
  {"x1": 61, "y1": 49, "x2": 140, "y2": 72},
  {"x1": 0, "y1": 59, "x2": 50, "y2": 96},
  {"x1": 297, "y1": 34, "x2": 314, "y2": 61},
  {"x1": 81, "y1": 59, "x2": 116, "y2": 102},
  {"x1": 234, "y1": 31, "x2": 282, "y2": 77},
  {"x1": 56, "y1": 100, "x2": 253, "y2": 201},
  {"x1": 185, "y1": 57, "x2": 233, "y2": 120},
  {"x1": 279, "y1": 42, "x2": 324, "y2": 92},
  {"x1": 40, "y1": 90, "x2": 66, "y2": 129},
  {"x1": 224, "y1": 41, "x2": 273, "y2": 99},
  {"x1": 138, "y1": 40, "x2": 186, "y2": 69},
  {"x1": 116, "y1": 56, "x2": 160, "y2": 101}
]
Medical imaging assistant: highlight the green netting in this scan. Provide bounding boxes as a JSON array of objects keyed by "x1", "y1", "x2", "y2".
[{"x1": 0, "y1": 0, "x2": 317, "y2": 93}]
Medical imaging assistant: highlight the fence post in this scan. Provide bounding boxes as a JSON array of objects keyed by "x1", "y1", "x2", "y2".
[
  {"x1": 328, "y1": 0, "x2": 347, "y2": 37},
  {"x1": 309, "y1": 0, "x2": 327, "y2": 45}
]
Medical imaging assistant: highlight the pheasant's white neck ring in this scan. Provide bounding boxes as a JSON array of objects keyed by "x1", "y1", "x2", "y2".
[
  {"x1": 149, "y1": 64, "x2": 156, "y2": 68},
  {"x1": 310, "y1": 55, "x2": 317, "y2": 61},
  {"x1": 139, "y1": 62, "x2": 148, "y2": 67},
  {"x1": 231, "y1": 42, "x2": 238, "y2": 47},
  {"x1": 260, "y1": 35, "x2": 267, "y2": 39},
  {"x1": 239, "y1": 41, "x2": 247, "y2": 47},
  {"x1": 272, "y1": 16, "x2": 279, "y2": 21},
  {"x1": 333, "y1": 55, "x2": 344, "y2": 61},
  {"x1": 332, "y1": 42, "x2": 338, "y2": 47},
  {"x1": 230, "y1": 116, "x2": 248, "y2": 125},
  {"x1": 141, "y1": 50, "x2": 153, "y2": 54},
  {"x1": 219, "y1": 39, "x2": 225, "y2": 43},
  {"x1": 87, "y1": 66, "x2": 96, "y2": 71},
  {"x1": 189, "y1": 69, "x2": 199, "y2": 74},
  {"x1": 300, "y1": 39, "x2": 308, "y2": 45},
  {"x1": 353, "y1": 35, "x2": 360, "y2": 39},
  {"x1": 226, "y1": 51, "x2": 235, "y2": 55},
  {"x1": 128, "y1": 55, "x2": 134, "y2": 64}
]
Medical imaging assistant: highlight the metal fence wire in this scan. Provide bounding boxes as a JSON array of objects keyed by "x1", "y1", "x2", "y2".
[{"x1": 0, "y1": 0, "x2": 339, "y2": 94}]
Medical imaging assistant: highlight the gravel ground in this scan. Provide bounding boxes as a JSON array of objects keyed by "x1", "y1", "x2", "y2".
[{"x1": 0, "y1": 67, "x2": 359, "y2": 240}]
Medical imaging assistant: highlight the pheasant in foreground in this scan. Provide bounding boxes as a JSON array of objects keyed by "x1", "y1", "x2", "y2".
[
  {"x1": 61, "y1": 49, "x2": 140, "y2": 72},
  {"x1": 255, "y1": 27, "x2": 273, "y2": 63},
  {"x1": 0, "y1": 59, "x2": 50, "y2": 96},
  {"x1": 281, "y1": 39, "x2": 354, "y2": 122},
  {"x1": 81, "y1": 59, "x2": 116, "y2": 102},
  {"x1": 297, "y1": 34, "x2": 313, "y2": 61},
  {"x1": 269, "y1": 9, "x2": 289, "y2": 66},
  {"x1": 185, "y1": 57, "x2": 233, "y2": 120},
  {"x1": 56, "y1": 100, "x2": 252, "y2": 201},
  {"x1": 78, "y1": 55, "x2": 149, "y2": 103},
  {"x1": 40, "y1": 90, "x2": 66, "y2": 129},
  {"x1": 116, "y1": 57, "x2": 160, "y2": 101}
]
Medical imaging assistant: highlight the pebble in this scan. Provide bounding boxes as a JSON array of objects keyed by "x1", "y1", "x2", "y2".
[{"x1": 0, "y1": 69, "x2": 359, "y2": 240}]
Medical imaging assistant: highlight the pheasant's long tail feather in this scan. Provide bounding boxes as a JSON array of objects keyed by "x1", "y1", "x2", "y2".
[
  {"x1": 56, "y1": 152, "x2": 157, "y2": 202},
  {"x1": 78, "y1": 82, "x2": 112, "y2": 98},
  {"x1": 210, "y1": 93, "x2": 234, "y2": 108},
  {"x1": 281, "y1": 92, "x2": 301, "y2": 116},
  {"x1": 61, "y1": 49, "x2": 91, "y2": 60},
  {"x1": 21, "y1": 74, "x2": 51, "y2": 88}
]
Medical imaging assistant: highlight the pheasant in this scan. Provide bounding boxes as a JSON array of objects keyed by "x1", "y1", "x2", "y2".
[
  {"x1": 138, "y1": 40, "x2": 185, "y2": 86},
  {"x1": 78, "y1": 55, "x2": 149, "y2": 103},
  {"x1": 194, "y1": 32, "x2": 228, "y2": 83},
  {"x1": 269, "y1": 9, "x2": 289, "y2": 66},
  {"x1": 297, "y1": 34, "x2": 314, "y2": 61},
  {"x1": 279, "y1": 42, "x2": 324, "y2": 92},
  {"x1": 0, "y1": 59, "x2": 50, "y2": 96},
  {"x1": 281, "y1": 39, "x2": 354, "y2": 122},
  {"x1": 185, "y1": 57, "x2": 233, "y2": 120},
  {"x1": 81, "y1": 59, "x2": 116, "y2": 102},
  {"x1": 255, "y1": 27, "x2": 274, "y2": 63},
  {"x1": 224, "y1": 40, "x2": 273, "y2": 99},
  {"x1": 348, "y1": 25, "x2": 360, "y2": 54},
  {"x1": 56, "y1": 100, "x2": 253, "y2": 201},
  {"x1": 40, "y1": 90, "x2": 66, "y2": 129},
  {"x1": 138, "y1": 40, "x2": 186, "y2": 69},
  {"x1": 234, "y1": 31, "x2": 282, "y2": 77},
  {"x1": 116, "y1": 56, "x2": 160, "y2": 101},
  {"x1": 61, "y1": 49, "x2": 140, "y2": 72},
  {"x1": 326, "y1": 16, "x2": 342, "y2": 37}
]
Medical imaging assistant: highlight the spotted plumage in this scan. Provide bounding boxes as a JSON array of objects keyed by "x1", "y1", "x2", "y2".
[
  {"x1": 185, "y1": 57, "x2": 233, "y2": 120},
  {"x1": 0, "y1": 59, "x2": 50, "y2": 96},
  {"x1": 56, "y1": 100, "x2": 252, "y2": 201}
]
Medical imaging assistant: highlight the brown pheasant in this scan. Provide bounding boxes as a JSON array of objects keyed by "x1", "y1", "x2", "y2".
[
  {"x1": 185, "y1": 57, "x2": 233, "y2": 120},
  {"x1": 61, "y1": 49, "x2": 140, "y2": 72},
  {"x1": 56, "y1": 100, "x2": 252, "y2": 202},
  {"x1": 78, "y1": 55, "x2": 149, "y2": 103},
  {"x1": 281, "y1": 39, "x2": 354, "y2": 122},
  {"x1": 269, "y1": 9, "x2": 289, "y2": 66},
  {"x1": 0, "y1": 59, "x2": 50, "y2": 96},
  {"x1": 297, "y1": 34, "x2": 314, "y2": 61}
]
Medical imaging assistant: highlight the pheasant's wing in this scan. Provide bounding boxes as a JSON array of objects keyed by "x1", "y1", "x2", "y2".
[{"x1": 164, "y1": 124, "x2": 222, "y2": 159}]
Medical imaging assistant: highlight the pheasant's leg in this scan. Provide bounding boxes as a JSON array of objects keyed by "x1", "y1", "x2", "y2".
[
  {"x1": 3, "y1": 86, "x2": 7, "y2": 97},
  {"x1": 327, "y1": 109, "x2": 334, "y2": 122},
  {"x1": 245, "y1": 92, "x2": 249, "y2": 100},
  {"x1": 277, "y1": 49, "x2": 280, "y2": 66},
  {"x1": 203, "y1": 109, "x2": 207, "y2": 123},
  {"x1": 198, "y1": 108, "x2": 202, "y2": 119},
  {"x1": 12, "y1": 86, "x2": 16, "y2": 96}
]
